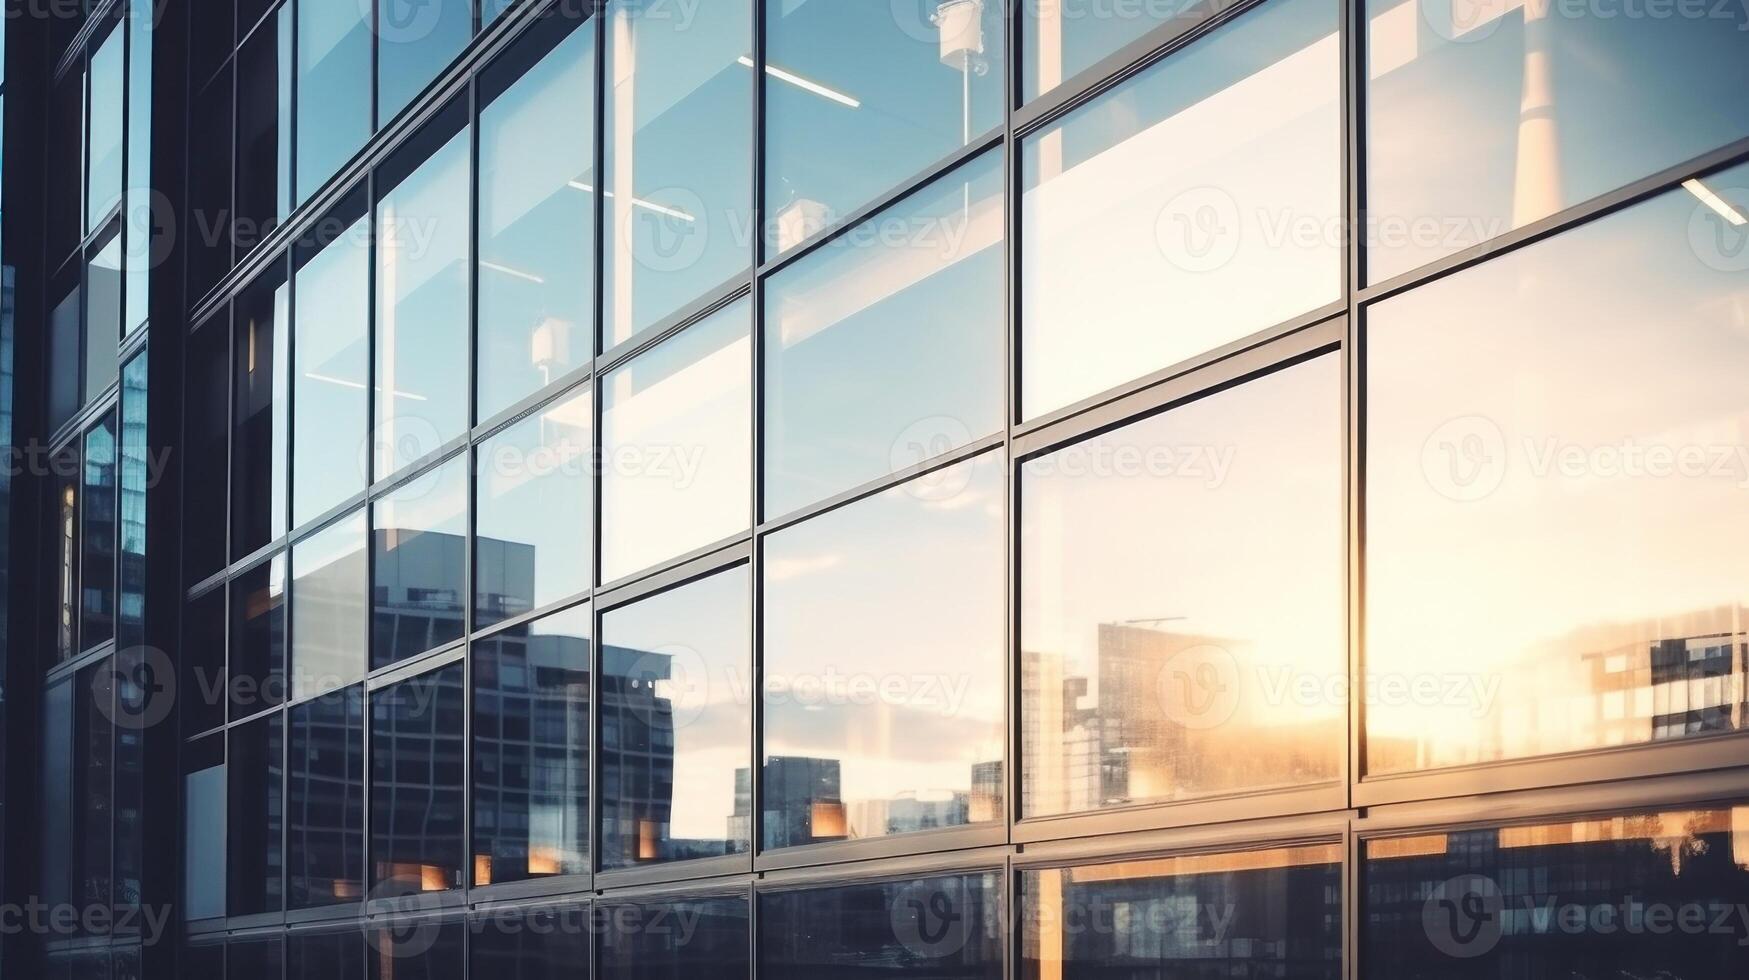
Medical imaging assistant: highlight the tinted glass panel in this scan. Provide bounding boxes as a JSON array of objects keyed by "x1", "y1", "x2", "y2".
[
  {"x1": 187, "y1": 319, "x2": 230, "y2": 583},
  {"x1": 230, "y1": 555, "x2": 286, "y2": 719},
  {"x1": 227, "y1": 712, "x2": 284, "y2": 916},
  {"x1": 81, "y1": 415, "x2": 117, "y2": 650},
  {"x1": 372, "y1": 454, "x2": 467, "y2": 668},
  {"x1": 86, "y1": 235, "x2": 123, "y2": 400},
  {"x1": 1022, "y1": 845, "x2": 1344, "y2": 979},
  {"x1": 1365, "y1": 806, "x2": 1749, "y2": 976},
  {"x1": 600, "y1": 298, "x2": 751, "y2": 581},
  {"x1": 599, "y1": 566, "x2": 751, "y2": 867},
  {"x1": 1021, "y1": 355, "x2": 1344, "y2": 816},
  {"x1": 41, "y1": 680, "x2": 71, "y2": 910},
  {"x1": 376, "y1": 0, "x2": 474, "y2": 123},
  {"x1": 1365, "y1": 0, "x2": 1749, "y2": 282},
  {"x1": 598, "y1": 894, "x2": 750, "y2": 980},
  {"x1": 76, "y1": 661, "x2": 114, "y2": 931},
  {"x1": 288, "y1": 930, "x2": 363, "y2": 980},
  {"x1": 227, "y1": 940, "x2": 283, "y2": 980},
  {"x1": 48, "y1": 286, "x2": 80, "y2": 431},
  {"x1": 478, "y1": 19, "x2": 595, "y2": 421},
  {"x1": 87, "y1": 28, "x2": 124, "y2": 230},
  {"x1": 1366, "y1": 163, "x2": 1749, "y2": 773},
  {"x1": 473, "y1": 604, "x2": 591, "y2": 884},
  {"x1": 366, "y1": 919, "x2": 464, "y2": 980},
  {"x1": 125, "y1": 0, "x2": 153, "y2": 336},
  {"x1": 288, "y1": 685, "x2": 365, "y2": 908},
  {"x1": 764, "y1": 0, "x2": 1002, "y2": 253},
  {"x1": 469, "y1": 905, "x2": 590, "y2": 978},
  {"x1": 117, "y1": 353, "x2": 148, "y2": 649},
  {"x1": 49, "y1": 71, "x2": 81, "y2": 261},
  {"x1": 375, "y1": 127, "x2": 471, "y2": 479},
  {"x1": 292, "y1": 214, "x2": 371, "y2": 527},
  {"x1": 297, "y1": 0, "x2": 371, "y2": 201},
  {"x1": 53, "y1": 445, "x2": 78, "y2": 664},
  {"x1": 371, "y1": 662, "x2": 466, "y2": 897},
  {"x1": 235, "y1": 5, "x2": 292, "y2": 252},
  {"x1": 760, "y1": 872, "x2": 1003, "y2": 980},
  {"x1": 182, "y1": 945, "x2": 225, "y2": 980},
  {"x1": 1024, "y1": 0, "x2": 1186, "y2": 102},
  {"x1": 763, "y1": 454, "x2": 1004, "y2": 848},
  {"x1": 603, "y1": 0, "x2": 753, "y2": 344},
  {"x1": 763, "y1": 152, "x2": 1003, "y2": 516},
  {"x1": 475, "y1": 388, "x2": 592, "y2": 628},
  {"x1": 189, "y1": 68, "x2": 235, "y2": 298},
  {"x1": 233, "y1": 265, "x2": 289, "y2": 558},
  {"x1": 1020, "y1": 0, "x2": 1339, "y2": 420},
  {"x1": 290, "y1": 510, "x2": 369, "y2": 700},
  {"x1": 184, "y1": 590, "x2": 227, "y2": 737}
]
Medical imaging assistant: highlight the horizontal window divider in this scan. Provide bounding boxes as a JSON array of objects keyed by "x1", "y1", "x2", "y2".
[
  {"x1": 50, "y1": 0, "x2": 123, "y2": 83},
  {"x1": 1353, "y1": 731, "x2": 1749, "y2": 812},
  {"x1": 185, "y1": 565, "x2": 230, "y2": 603},
  {"x1": 282, "y1": 902, "x2": 366, "y2": 929},
  {"x1": 364, "y1": 640, "x2": 468, "y2": 692},
  {"x1": 183, "y1": 721, "x2": 228, "y2": 744},
  {"x1": 588, "y1": 872, "x2": 753, "y2": 907},
  {"x1": 1011, "y1": 0, "x2": 1268, "y2": 138},
  {"x1": 593, "y1": 854, "x2": 753, "y2": 895},
  {"x1": 595, "y1": 275, "x2": 754, "y2": 377},
  {"x1": 755, "y1": 844, "x2": 1013, "y2": 892},
  {"x1": 1012, "y1": 809, "x2": 1350, "y2": 869},
  {"x1": 1013, "y1": 307, "x2": 1344, "y2": 458},
  {"x1": 753, "y1": 824, "x2": 1010, "y2": 876},
  {"x1": 44, "y1": 638, "x2": 118, "y2": 686},
  {"x1": 471, "y1": 364, "x2": 595, "y2": 443},
  {"x1": 221, "y1": 911, "x2": 285, "y2": 934},
  {"x1": 755, "y1": 433, "x2": 1005, "y2": 536},
  {"x1": 229, "y1": 535, "x2": 289, "y2": 581},
  {"x1": 118, "y1": 319, "x2": 149, "y2": 360},
  {"x1": 1357, "y1": 135, "x2": 1749, "y2": 309},
  {"x1": 469, "y1": 589, "x2": 593, "y2": 643},
  {"x1": 1013, "y1": 783, "x2": 1349, "y2": 847},
  {"x1": 369, "y1": 436, "x2": 472, "y2": 500},
  {"x1": 467, "y1": 873, "x2": 596, "y2": 909},
  {"x1": 1355, "y1": 765, "x2": 1749, "y2": 839},
  {"x1": 593, "y1": 535, "x2": 752, "y2": 611},
  {"x1": 45, "y1": 380, "x2": 123, "y2": 455},
  {"x1": 364, "y1": 889, "x2": 469, "y2": 920},
  {"x1": 183, "y1": 917, "x2": 228, "y2": 938},
  {"x1": 191, "y1": 486, "x2": 371, "y2": 604}
]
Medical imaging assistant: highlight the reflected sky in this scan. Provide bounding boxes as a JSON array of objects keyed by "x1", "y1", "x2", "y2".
[
  {"x1": 377, "y1": 0, "x2": 473, "y2": 125},
  {"x1": 295, "y1": 0, "x2": 371, "y2": 203},
  {"x1": 475, "y1": 387, "x2": 592, "y2": 626},
  {"x1": 87, "y1": 28, "x2": 124, "y2": 231},
  {"x1": 1366, "y1": 163, "x2": 1749, "y2": 772},
  {"x1": 293, "y1": 215, "x2": 370, "y2": 527}
]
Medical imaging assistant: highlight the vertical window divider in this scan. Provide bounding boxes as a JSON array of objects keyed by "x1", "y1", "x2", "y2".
[{"x1": 747, "y1": 0, "x2": 767, "y2": 869}]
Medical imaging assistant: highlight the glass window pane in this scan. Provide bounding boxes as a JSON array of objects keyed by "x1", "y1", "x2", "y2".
[
  {"x1": 470, "y1": 905, "x2": 590, "y2": 977},
  {"x1": 763, "y1": 0, "x2": 1002, "y2": 254},
  {"x1": 182, "y1": 944, "x2": 224, "y2": 980},
  {"x1": 53, "y1": 445, "x2": 78, "y2": 664},
  {"x1": 41, "y1": 680, "x2": 71, "y2": 910},
  {"x1": 376, "y1": 0, "x2": 474, "y2": 124},
  {"x1": 366, "y1": 919, "x2": 463, "y2": 980},
  {"x1": 472, "y1": 604, "x2": 591, "y2": 884},
  {"x1": 182, "y1": 740, "x2": 226, "y2": 919},
  {"x1": 603, "y1": 0, "x2": 752, "y2": 344},
  {"x1": 1024, "y1": 0, "x2": 1186, "y2": 102},
  {"x1": 600, "y1": 298, "x2": 751, "y2": 582},
  {"x1": 763, "y1": 151, "x2": 1003, "y2": 516},
  {"x1": 1020, "y1": 0, "x2": 1340, "y2": 420},
  {"x1": 87, "y1": 234, "x2": 123, "y2": 401},
  {"x1": 118, "y1": 353, "x2": 149, "y2": 650},
  {"x1": 598, "y1": 895, "x2": 750, "y2": 980},
  {"x1": 759, "y1": 872, "x2": 1003, "y2": 980},
  {"x1": 50, "y1": 70, "x2": 82, "y2": 261},
  {"x1": 1020, "y1": 355, "x2": 1344, "y2": 816},
  {"x1": 1365, "y1": 163, "x2": 1749, "y2": 773},
  {"x1": 599, "y1": 566, "x2": 750, "y2": 867},
  {"x1": 88, "y1": 27, "x2": 124, "y2": 230},
  {"x1": 125, "y1": 0, "x2": 154, "y2": 336},
  {"x1": 288, "y1": 930, "x2": 363, "y2": 980},
  {"x1": 1022, "y1": 845, "x2": 1344, "y2": 978},
  {"x1": 75, "y1": 660, "x2": 114, "y2": 930},
  {"x1": 229, "y1": 554, "x2": 286, "y2": 720},
  {"x1": 1365, "y1": 0, "x2": 1749, "y2": 283},
  {"x1": 288, "y1": 685, "x2": 365, "y2": 908},
  {"x1": 226, "y1": 940, "x2": 282, "y2": 980},
  {"x1": 235, "y1": 4, "x2": 292, "y2": 253},
  {"x1": 375, "y1": 127, "x2": 471, "y2": 480},
  {"x1": 81, "y1": 414, "x2": 118, "y2": 650},
  {"x1": 48, "y1": 286, "x2": 81, "y2": 432},
  {"x1": 227, "y1": 712, "x2": 284, "y2": 916},
  {"x1": 293, "y1": 213, "x2": 371, "y2": 528},
  {"x1": 371, "y1": 662, "x2": 466, "y2": 897},
  {"x1": 290, "y1": 509, "x2": 369, "y2": 701},
  {"x1": 478, "y1": 19, "x2": 595, "y2": 421},
  {"x1": 189, "y1": 67, "x2": 235, "y2": 298},
  {"x1": 187, "y1": 319, "x2": 230, "y2": 582},
  {"x1": 475, "y1": 387, "x2": 592, "y2": 628},
  {"x1": 482, "y1": 0, "x2": 516, "y2": 26},
  {"x1": 233, "y1": 264, "x2": 290, "y2": 558},
  {"x1": 184, "y1": 590, "x2": 227, "y2": 737},
  {"x1": 296, "y1": 0, "x2": 372, "y2": 202},
  {"x1": 762, "y1": 454, "x2": 1004, "y2": 848},
  {"x1": 1365, "y1": 806, "x2": 1749, "y2": 973},
  {"x1": 372, "y1": 455, "x2": 467, "y2": 668}
]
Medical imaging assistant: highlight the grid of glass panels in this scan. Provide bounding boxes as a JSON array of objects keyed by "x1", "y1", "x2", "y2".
[{"x1": 166, "y1": 0, "x2": 1749, "y2": 976}]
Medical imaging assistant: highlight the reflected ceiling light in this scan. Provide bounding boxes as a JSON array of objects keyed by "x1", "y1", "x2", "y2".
[
  {"x1": 1684, "y1": 178, "x2": 1747, "y2": 226},
  {"x1": 566, "y1": 181, "x2": 696, "y2": 222},
  {"x1": 481, "y1": 260, "x2": 546, "y2": 284},
  {"x1": 736, "y1": 55, "x2": 862, "y2": 109}
]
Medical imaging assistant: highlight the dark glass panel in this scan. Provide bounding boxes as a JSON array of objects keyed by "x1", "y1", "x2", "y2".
[
  {"x1": 182, "y1": 944, "x2": 225, "y2": 980},
  {"x1": 371, "y1": 662, "x2": 466, "y2": 897},
  {"x1": 288, "y1": 685, "x2": 365, "y2": 908},
  {"x1": 183, "y1": 588, "x2": 227, "y2": 738},
  {"x1": 598, "y1": 894, "x2": 750, "y2": 980},
  {"x1": 231, "y1": 261, "x2": 289, "y2": 562},
  {"x1": 75, "y1": 660, "x2": 114, "y2": 931},
  {"x1": 469, "y1": 904, "x2": 590, "y2": 978},
  {"x1": 287, "y1": 929, "x2": 364, "y2": 980},
  {"x1": 188, "y1": 66, "x2": 235, "y2": 299},
  {"x1": 231, "y1": 556, "x2": 288, "y2": 719},
  {"x1": 227, "y1": 939, "x2": 283, "y2": 980},
  {"x1": 227, "y1": 711, "x2": 284, "y2": 916},
  {"x1": 365, "y1": 918, "x2": 464, "y2": 980},
  {"x1": 53, "y1": 443, "x2": 78, "y2": 664},
  {"x1": 760, "y1": 872, "x2": 1003, "y2": 980},
  {"x1": 41, "y1": 679, "x2": 73, "y2": 912},
  {"x1": 48, "y1": 286, "x2": 80, "y2": 432},
  {"x1": 371, "y1": 454, "x2": 467, "y2": 668},
  {"x1": 186, "y1": 318, "x2": 231, "y2": 583},
  {"x1": 117, "y1": 353, "x2": 147, "y2": 649},
  {"x1": 235, "y1": 4, "x2": 292, "y2": 255},
  {"x1": 85, "y1": 235, "x2": 123, "y2": 401},
  {"x1": 81, "y1": 414, "x2": 117, "y2": 650}
]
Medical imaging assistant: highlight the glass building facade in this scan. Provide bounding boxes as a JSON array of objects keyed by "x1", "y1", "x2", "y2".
[{"x1": 2, "y1": 0, "x2": 1748, "y2": 978}]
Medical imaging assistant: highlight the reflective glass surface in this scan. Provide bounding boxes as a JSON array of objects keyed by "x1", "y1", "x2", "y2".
[
  {"x1": 80, "y1": 415, "x2": 117, "y2": 650},
  {"x1": 470, "y1": 905, "x2": 590, "y2": 978},
  {"x1": 229, "y1": 555, "x2": 286, "y2": 719},
  {"x1": 375, "y1": 127, "x2": 472, "y2": 479},
  {"x1": 232, "y1": 265, "x2": 289, "y2": 558},
  {"x1": 1365, "y1": 0, "x2": 1749, "y2": 282},
  {"x1": 1020, "y1": 0, "x2": 1340, "y2": 420},
  {"x1": 1023, "y1": 0, "x2": 1190, "y2": 102},
  {"x1": 763, "y1": 0, "x2": 1003, "y2": 254},
  {"x1": 118, "y1": 353, "x2": 148, "y2": 650},
  {"x1": 1365, "y1": 806, "x2": 1749, "y2": 976},
  {"x1": 288, "y1": 685, "x2": 364, "y2": 908},
  {"x1": 227, "y1": 939, "x2": 283, "y2": 980},
  {"x1": 762, "y1": 454, "x2": 1005, "y2": 848},
  {"x1": 288, "y1": 930, "x2": 364, "y2": 980},
  {"x1": 296, "y1": 0, "x2": 372, "y2": 202},
  {"x1": 600, "y1": 298, "x2": 751, "y2": 581},
  {"x1": 763, "y1": 152, "x2": 1003, "y2": 516},
  {"x1": 235, "y1": 5, "x2": 292, "y2": 253},
  {"x1": 475, "y1": 387, "x2": 592, "y2": 628},
  {"x1": 372, "y1": 662, "x2": 466, "y2": 897},
  {"x1": 760, "y1": 872, "x2": 1003, "y2": 980},
  {"x1": 87, "y1": 27, "x2": 124, "y2": 230},
  {"x1": 183, "y1": 746, "x2": 225, "y2": 914},
  {"x1": 603, "y1": 0, "x2": 753, "y2": 344},
  {"x1": 183, "y1": 591, "x2": 226, "y2": 738},
  {"x1": 86, "y1": 235, "x2": 123, "y2": 401},
  {"x1": 1020, "y1": 355, "x2": 1344, "y2": 816},
  {"x1": 292, "y1": 213, "x2": 371, "y2": 527},
  {"x1": 472, "y1": 604, "x2": 591, "y2": 884},
  {"x1": 124, "y1": 0, "x2": 153, "y2": 335},
  {"x1": 227, "y1": 712, "x2": 284, "y2": 916},
  {"x1": 372, "y1": 454, "x2": 468, "y2": 668},
  {"x1": 367, "y1": 919, "x2": 464, "y2": 980},
  {"x1": 597, "y1": 895, "x2": 751, "y2": 980},
  {"x1": 186, "y1": 320, "x2": 230, "y2": 582},
  {"x1": 290, "y1": 510, "x2": 369, "y2": 701},
  {"x1": 1022, "y1": 845, "x2": 1344, "y2": 979},
  {"x1": 189, "y1": 66, "x2": 235, "y2": 298},
  {"x1": 377, "y1": 0, "x2": 474, "y2": 124},
  {"x1": 53, "y1": 444, "x2": 77, "y2": 664},
  {"x1": 478, "y1": 20, "x2": 595, "y2": 421},
  {"x1": 599, "y1": 566, "x2": 751, "y2": 867},
  {"x1": 47, "y1": 286, "x2": 80, "y2": 432},
  {"x1": 1366, "y1": 163, "x2": 1749, "y2": 773}
]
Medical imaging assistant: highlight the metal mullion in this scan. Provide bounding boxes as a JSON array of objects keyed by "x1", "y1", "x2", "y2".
[
  {"x1": 1339, "y1": 0, "x2": 1363, "y2": 972},
  {"x1": 591, "y1": 540, "x2": 752, "y2": 613},
  {"x1": 470, "y1": 362, "x2": 596, "y2": 444},
  {"x1": 755, "y1": 433, "x2": 1004, "y2": 539},
  {"x1": 1355, "y1": 768, "x2": 1749, "y2": 839},
  {"x1": 592, "y1": 279, "x2": 751, "y2": 380},
  {"x1": 1002, "y1": 0, "x2": 1020, "y2": 847},
  {"x1": 461, "y1": 62, "x2": 480, "y2": 901},
  {"x1": 1011, "y1": 812, "x2": 1348, "y2": 869}
]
